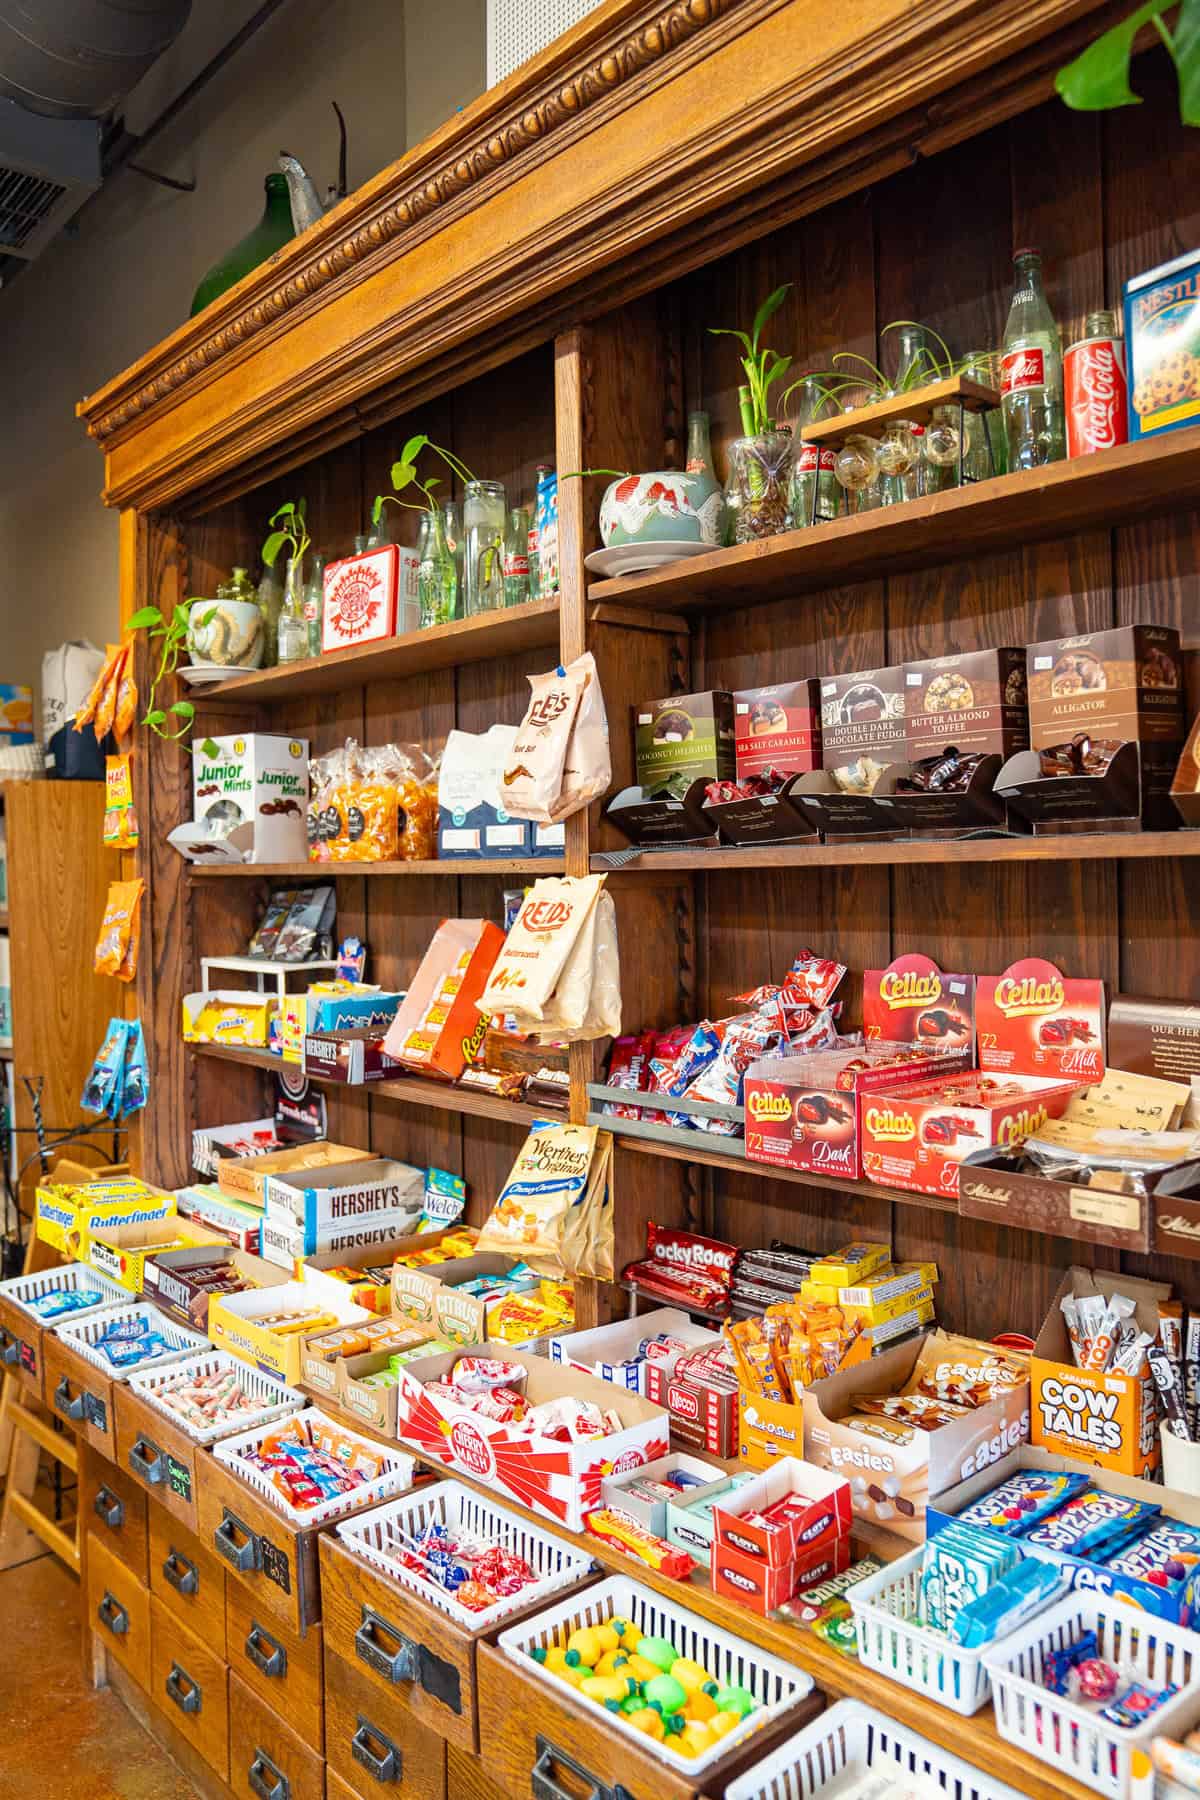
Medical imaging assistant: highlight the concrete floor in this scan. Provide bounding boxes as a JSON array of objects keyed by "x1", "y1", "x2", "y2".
[{"x1": 0, "y1": 1551, "x2": 198, "y2": 1799}]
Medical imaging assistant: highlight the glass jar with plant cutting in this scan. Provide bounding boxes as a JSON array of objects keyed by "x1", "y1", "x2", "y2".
[
  {"x1": 710, "y1": 284, "x2": 795, "y2": 541},
  {"x1": 262, "y1": 499, "x2": 312, "y2": 665},
  {"x1": 373, "y1": 435, "x2": 477, "y2": 628}
]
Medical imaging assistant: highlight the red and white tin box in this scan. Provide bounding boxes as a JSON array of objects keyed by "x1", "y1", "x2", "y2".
[{"x1": 322, "y1": 544, "x2": 420, "y2": 652}]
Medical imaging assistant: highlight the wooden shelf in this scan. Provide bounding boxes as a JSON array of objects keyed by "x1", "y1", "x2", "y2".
[
  {"x1": 190, "y1": 857, "x2": 564, "y2": 878},
  {"x1": 586, "y1": 425, "x2": 1200, "y2": 611},
  {"x1": 196, "y1": 597, "x2": 560, "y2": 703},
  {"x1": 610, "y1": 1133, "x2": 956, "y2": 1213},
  {"x1": 304, "y1": 1398, "x2": 1090, "y2": 1800},
  {"x1": 592, "y1": 828, "x2": 1198, "y2": 873},
  {"x1": 189, "y1": 1041, "x2": 546, "y2": 1127}
]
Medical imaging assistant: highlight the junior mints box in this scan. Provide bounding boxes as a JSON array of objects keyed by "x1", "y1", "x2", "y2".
[{"x1": 187, "y1": 733, "x2": 309, "y2": 862}]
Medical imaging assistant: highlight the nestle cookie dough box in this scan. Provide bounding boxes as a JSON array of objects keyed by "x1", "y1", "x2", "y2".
[
  {"x1": 801, "y1": 1333, "x2": 1030, "y2": 1544},
  {"x1": 169, "y1": 734, "x2": 309, "y2": 863},
  {"x1": 1032, "y1": 1267, "x2": 1169, "y2": 1476},
  {"x1": 392, "y1": 1345, "x2": 669, "y2": 1531}
]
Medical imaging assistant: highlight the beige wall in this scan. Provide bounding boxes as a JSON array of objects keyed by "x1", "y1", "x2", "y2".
[{"x1": 0, "y1": 0, "x2": 485, "y2": 726}]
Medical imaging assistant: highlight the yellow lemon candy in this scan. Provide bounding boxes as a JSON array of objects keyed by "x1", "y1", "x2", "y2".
[
  {"x1": 707, "y1": 1710, "x2": 740, "y2": 1740},
  {"x1": 610, "y1": 1616, "x2": 643, "y2": 1650},
  {"x1": 580, "y1": 1676, "x2": 632, "y2": 1705},
  {"x1": 678, "y1": 1721, "x2": 714, "y2": 1756},
  {"x1": 594, "y1": 1650, "x2": 623, "y2": 1677},
  {"x1": 566, "y1": 1627, "x2": 604, "y2": 1668},
  {"x1": 623, "y1": 1654, "x2": 662, "y2": 1683},
  {"x1": 684, "y1": 1692, "x2": 719, "y2": 1722},
  {"x1": 671, "y1": 1659, "x2": 712, "y2": 1696},
  {"x1": 593, "y1": 1624, "x2": 621, "y2": 1654},
  {"x1": 554, "y1": 1664, "x2": 589, "y2": 1690},
  {"x1": 543, "y1": 1647, "x2": 571, "y2": 1673},
  {"x1": 626, "y1": 1708, "x2": 665, "y2": 1741}
]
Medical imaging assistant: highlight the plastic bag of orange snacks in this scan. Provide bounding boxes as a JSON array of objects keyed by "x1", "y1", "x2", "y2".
[
  {"x1": 308, "y1": 740, "x2": 438, "y2": 863},
  {"x1": 393, "y1": 744, "x2": 438, "y2": 861}
]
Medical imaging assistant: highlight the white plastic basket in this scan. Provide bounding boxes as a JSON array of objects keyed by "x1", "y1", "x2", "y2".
[
  {"x1": 53, "y1": 1302, "x2": 208, "y2": 1380},
  {"x1": 0, "y1": 1260, "x2": 133, "y2": 1325},
  {"x1": 212, "y1": 1405, "x2": 416, "y2": 1529},
  {"x1": 848, "y1": 1547, "x2": 995, "y2": 1716},
  {"x1": 725, "y1": 1697, "x2": 1031, "y2": 1800},
  {"x1": 336, "y1": 1480, "x2": 597, "y2": 1631},
  {"x1": 497, "y1": 1571, "x2": 812, "y2": 1778},
  {"x1": 982, "y1": 1593, "x2": 1200, "y2": 1798},
  {"x1": 126, "y1": 1351, "x2": 305, "y2": 1446}
]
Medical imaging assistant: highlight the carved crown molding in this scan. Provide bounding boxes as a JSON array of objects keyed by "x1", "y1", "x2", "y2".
[{"x1": 81, "y1": 0, "x2": 741, "y2": 445}]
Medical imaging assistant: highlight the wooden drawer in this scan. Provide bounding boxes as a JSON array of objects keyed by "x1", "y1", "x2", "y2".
[
  {"x1": 115, "y1": 1378, "x2": 213, "y2": 1534},
  {"x1": 149, "y1": 1506, "x2": 228, "y2": 1657},
  {"x1": 42, "y1": 1327, "x2": 118, "y2": 1458},
  {"x1": 475, "y1": 1641, "x2": 817, "y2": 1800},
  {"x1": 321, "y1": 1530, "x2": 573, "y2": 1754},
  {"x1": 0, "y1": 1292, "x2": 44, "y2": 1401},
  {"x1": 80, "y1": 1443, "x2": 149, "y2": 1585},
  {"x1": 227, "y1": 1584, "x2": 324, "y2": 1755},
  {"x1": 150, "y1": 1593, "x2": 230, "y2": 1783},
  {"x1": 446, "y1": 1745, "x2": 512, "y2": 1800},
  {"x1": 325, "y1": 1646, "x2": 446, "y2": 1800},
  {"x1": 229, "y1": 1671, "x2": 325, "y2": 1800},
  {"x1": 198, "y1": 1452, "x2": 325, "y2": 1637},
  {"x1": 86, "y1": 1528, "x2": 151, "y2": 1693}
]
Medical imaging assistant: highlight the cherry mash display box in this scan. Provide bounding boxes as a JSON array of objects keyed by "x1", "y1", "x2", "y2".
[
  {"x1": 391, "y1": 1346, "x2": 669, "y2": 1531},
  {"x1": 322, "y1": 544, "x2": 419, "y2": 651},
  {"x1": 861, "y1": 957, "x2": 1104, "y2": 1201}
]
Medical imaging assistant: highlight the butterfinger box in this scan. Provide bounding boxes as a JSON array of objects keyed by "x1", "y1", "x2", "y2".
[
  {"x1": 802, "y1": 1336, "x2": 1030, "y2": 1544},
  {"x1": 1031, "y1": 1267, "x2": 1169, "y2": 1476}
]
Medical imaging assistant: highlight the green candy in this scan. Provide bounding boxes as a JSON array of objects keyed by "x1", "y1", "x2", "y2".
[
  {"x1": 565, "y1": 1649, "x2": 582, "y2": 1666},
  {"x1": 530, "y1": 1647, "x2": 547, "y2": 1664},
  {"x1": 637, "y1": 1636, "x2": 677, "y2": 1672},
  {"x1": 620, "y1": 1695, "x2": 643, "y2": 1716},
  {"x1": 643, "y1": 1674, "x2": 687, "y2": 1716},
  {"x1": 716, "y1": 1685, "x2": 755, "y2": 1719},
  {"x1": 702, "y1": 1680, "x2": 719, "y2": 1698},
  {"x1": 665, "y1": 1714, "x2": 686, "y2": 1736}
]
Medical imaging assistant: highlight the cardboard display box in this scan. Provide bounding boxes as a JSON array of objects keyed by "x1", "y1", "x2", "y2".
[
  {"x1": 733, "y1": 682, "x2": 822, "y2": 780},
  {"x1": 645, "y1": 1349, "x2": 740, "y2": 1458},
  {"x1": 173, "y1": 733, "x2": 309, "y2": 864},
  {"x1": 391, "y1": 1252, "x2": 537, "y2": 1345},
  {"x1": 36, "y1": 1179, "x2": 174, "y2": 1257},
  {"x1": 173, "y1": 1182, "x2": 263, "y2": 1253},
  {"x1": 208, "y1": 1280, "x2": 371, "y2": 1385},
  {"x1": 383, "y1": 919, "x2": 504, "y2": 1081},
  {"x1": 191, "y1": 1117, "x2": 280, "y2": 1180},
  {"x1": 930, "y1": 1445, "x2": 1200, "y2": 1626},
  {"x1": 142, "y1": 1247, "x2": 288, "y2": 1333},
  {"x1": 301, "y1": 1027, "x2": 406, "y2": 1084},
  {"x1": 599, "y1": 1451, "x2": 728, "y2": 1536},
  {"x1": 300, "y1": 1333, "x2": 435, "y2": 1435},
  {"x1": 710, "y1": 1457, "x2": 853, "y2": 1614},
  {"x1": 263, "y1": 1156, "x2": 426, "y2": 1239},
  {"x1": 217, "y1": 1138, "x2": 371, "y2": 1204},
  {"x1": 549, "y1": 1309, "x2": 720, "y2": 1394},
  {"x1": 801, "y1": 1336, "x2": 1030, "y2": 1544},
  {"x1": 904, "y1": 648, "x2": 1028, "y2": 761},
  {"x1": 392, "y1": 1346, "x2": 670, "y2": 1531},
  {"x1": 1031, "y1": 1267, "x2": 1169, "y2": 1476},
  {"x1": 634, "y1": 690, "x2": 736, "y2": 798},
  {"x1": 301, "y1": 1235, "x2": 443, "y2": 1313},
  {"x1": 83, "y1": 1218, "x2": 229, "y2": 1294},
  {"x1": 1172, "y1": 712, "x2": 1200, "y2": 825}
]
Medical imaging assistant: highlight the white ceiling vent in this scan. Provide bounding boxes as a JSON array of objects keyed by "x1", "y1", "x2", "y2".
[
  {"x1": 0, "y1": 96, "x2": 99, "y2": 263},
  {"x1": 487, "y1": 0, "x2": 606, "y2": 87}
]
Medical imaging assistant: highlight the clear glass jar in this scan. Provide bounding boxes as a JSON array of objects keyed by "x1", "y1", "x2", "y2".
[
  {"x1": 276, "y1": 557, "x2": 309, "y2": 664},
  {"x1": 964, "y1": 348, "x2": 1007, "y2": 479},
  {"x1": 419, "y1": 508, "x2": 458, "y2": 628},
  {"x1": 442, "y1": 501, "x2": 464, "y2": 596},
  {"x1": 724, "y1": 432, "x2": 793, "y2": 542},
  {"x1": 876, "y1": 419, "x2": 920, "y2": 505},
  {"x1": 464, "y1": 480, "x2": 506, "y2": 615},
  {"x1": 257, "y1": 566, "x2": 282, "y2": 665},
  {"x1": 920, "y1": 405, "x2": 962, "y2": 494},
  {"x1": 834, "y1": 433, "x2": 881, "y2": 513}
]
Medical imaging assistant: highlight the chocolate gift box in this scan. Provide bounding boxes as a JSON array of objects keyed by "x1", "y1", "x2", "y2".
[
  {"x1": 904, "y1": 648, "x2": 1028, "y2": 760},
  {"x1": 733, "y1": 682, "x2": 822, "y2": 780},
  {"x1": 634, "y1": 690, "x2": 736, "y2": 799}
]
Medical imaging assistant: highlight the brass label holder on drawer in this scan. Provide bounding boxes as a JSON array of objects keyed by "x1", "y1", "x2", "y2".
[
  {"x1": 352, "y1": 1715, "x2": 401, "y2": 1785},
  {"x1": 54, "y1": 1375, "x2": 86, "y2": 1423},
  {"x1": 93, "y1": 1485, "x2": 124, "y2": 1529},
  {"x1": 249, "y1": 1748, "x2": 289, "y2": 1800},
  {"x1": 533, "y1": 1738, "x2": 634, "y2": 1800},
  {"x1": 355, "y1": 1605, "x2": 462, "y2": 1715},
  {"x1": 129, "y1": 1436, "x2": 166, "y2": 1486},
  {"x1": 97, "y1": 1592, "x2": 129, "y2": 1637},
  {"x1": 245, "y1": 1621, "x2": 287, "y2": 1678}
]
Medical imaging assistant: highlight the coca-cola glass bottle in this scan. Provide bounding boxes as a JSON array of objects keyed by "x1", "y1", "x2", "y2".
[
  {"x1": 787, "y1": 376, "x2": 841, "y2": 528},
  {"x1": 1001, "y1": 249, "x2": 1065, "y2": 470}
]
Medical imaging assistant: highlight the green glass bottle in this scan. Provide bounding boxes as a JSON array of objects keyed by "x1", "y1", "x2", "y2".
[{"x1": 190, "y1": 173, "x2": 295, "y2": 318}]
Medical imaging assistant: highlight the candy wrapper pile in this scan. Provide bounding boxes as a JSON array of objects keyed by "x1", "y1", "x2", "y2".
[
  {"x1": 153, "y1": 1363, "x2": 279, "y2": 1434},
  {"x1": 423, "y1": 1355, "x2": 622, "y2": 1442},
  {"x1": 1061, "y1": 1287, "x2": 1200, "y2": 1442},
  {"x1": 95, "y1": 1314, "x2": 176, "y2": 1370},
  {"x1": 603, "y1": 948, "x2": 848, "y2": 1136},
  {"x1": 24, "y1": 1281, "x2": 106, "y2": 1321},
  {"x1": 380, "y1": 1516, "x2": 539, "y2": 1614},
  {"x1": 238, "y1": 1415, "x2": 390, "y2": 1510}
]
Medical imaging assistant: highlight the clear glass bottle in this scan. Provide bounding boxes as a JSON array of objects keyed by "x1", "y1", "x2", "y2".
[
  {"x1": 257, "y1": 565, "x2": 283, "y2": 665},
  {"x1": 962, "y1": 349, "x2": 1007, "y2": 480},
  {"x1": 276, "y1": 557, "x2": 309, "y2": 664},
  {"x1": 724, "y1": 432, "x2": 793, "y2": 541},
  {"x1": 502, "y1": 507, "x2": 530, "y2": 607},
  {"x1": 526, "y1": 502, "x2": 541, "y2": 598},
  {"x1": 301, "y1": 552, "x2": 325, "y2": 658},
  {"x1": 464, "y1": 481, "x2": 506, "y2": 615},
  {"x1": 1001, "y1": 249, "x2": 1065, "y2": 470},
  {"x1": 419, "y1": 507, "x2": 458, "y2": 628},
  {"x1": 442, "y1": 501, "x2": 464, "y2": 597}
]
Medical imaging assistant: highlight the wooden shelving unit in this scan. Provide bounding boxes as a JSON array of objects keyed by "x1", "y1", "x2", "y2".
[
  {"x1": 593, "y1": 828, "x2": 1199, "y2": 872},
  {"x1": 190, "y1": 857, "x2": 565, "y2": 878}
]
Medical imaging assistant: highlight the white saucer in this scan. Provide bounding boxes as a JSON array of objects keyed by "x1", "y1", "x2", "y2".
[
  {"x1": 585, "y1": 541, "x2": 715, "y2": 577},
  {"x1": 178, "y1": 663, "x2": 256, "y2": 685}
]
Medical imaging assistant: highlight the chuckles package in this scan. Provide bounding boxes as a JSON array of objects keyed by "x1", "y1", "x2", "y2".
[
  {"x1": 477, "y1": 875, "x2": 620, "y2": 1042},
  {"x1": 501, "y1": 651, "x2": 611, "y2": 825},
  {"x1": 477, "y1": 1121, "x2": 613, "y2": 1279}
]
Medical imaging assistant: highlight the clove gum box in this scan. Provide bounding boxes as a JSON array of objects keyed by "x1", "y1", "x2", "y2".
[
  {"x1": 710, "y1": 1458, "x2": 853, "y2": 1614},
  {"x1": 1031, "y1": 1267, "x2": 1169, "y2": 1476}
]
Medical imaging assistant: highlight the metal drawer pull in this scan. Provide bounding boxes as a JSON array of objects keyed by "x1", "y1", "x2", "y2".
[
  {"x1": 54, "y1": 1376, "x2": 84, "y2": 1422},
  {"x1": 355, "y1": 1611, "x2": 418, "y2": 1683},
  {"x1": 162, "y1": 1550, "x2": 198, "y2": 1595},
  {"x1": 532, "y1": 1738, "x2": 632, "y2": 1800},
  {"x1": 128, "y1": 1439, "x2": 164, "y2": 1484},
  {"x1": 245, "y1": 1622, "x2": 286, "y2": 1678},
  {"x1": 0, "y1": 1331, "x2": 19, "y2": 1365},
  {"x1": 352, "y1": 1717, "x2": 400, "y2": 1784},
  {"x1": 165, "y1": 1662, "x2": 201, "y2": 1714},
  {"x1": 249, "y1": 1749, "x2": 289, "y2": 1800},
  {"x1": 93, "y1": 1485, "x2": 124, "y2": 1529},
  {"x1": 214, "y1": 1508, "x2": 260, "y2": 1572},
  {"x1": 97, "y1": 1592, "x2": 128, "y2": 1636}
]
